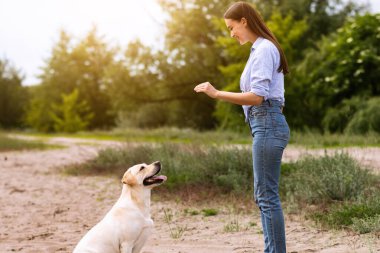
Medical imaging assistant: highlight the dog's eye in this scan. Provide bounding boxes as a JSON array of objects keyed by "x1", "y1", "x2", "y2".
[{"x1": 139, "y1": 166, "x2": 145, "y2": 171}]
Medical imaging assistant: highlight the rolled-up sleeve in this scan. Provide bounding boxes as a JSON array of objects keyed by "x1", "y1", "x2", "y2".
[{"x1": 249, "y1": 45, "x2": 276, "y2": 100}]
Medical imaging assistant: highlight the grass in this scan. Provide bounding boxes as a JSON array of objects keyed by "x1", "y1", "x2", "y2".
[
  {"x1": 310, "y1": 195, "x2": 380, "y2": 232},
  {"x1": 13, "y1": 127, "x2": 380, "y2": 148},
  {"x1": 184, "y1": 208, "x2": 200, "y2": 216},
  {"x1": 280, "y1": 152, "x2": 376, "y2": 203},
  {"x1": 15, "y1": 127, "x2": 251, "y2": 145},
  {"x1": 163, "y1": 208, "x2": 187, "y2": 239},
  {"x1": 289, "y1": 130, "x2": 380, "y2": 148},
  {"x1": 62, "y1": 142, "x2": 380, "y2": 234},
  {"x1": 202, "y1": 208, "x2": 219, "y2": 217},
  {"x1": 281, "y1": 153, "x2": 380, "y2": 233},
  {"x1": 223, "y1": 218, "x2": 241, "y2": 232},
  {"x1": 351, "y1": 215, "x2": 380, "y2": 234},
  {"x1": 62, "y1": 143, "x2": 253, "y2": 194},
  {"x1": 0, "y1": 133, "x2": 62, "y2": 152}
]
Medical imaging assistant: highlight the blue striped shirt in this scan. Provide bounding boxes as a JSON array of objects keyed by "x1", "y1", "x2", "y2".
[{"x1": 240, "y1": 37, "x2": 285, "y2": 120}]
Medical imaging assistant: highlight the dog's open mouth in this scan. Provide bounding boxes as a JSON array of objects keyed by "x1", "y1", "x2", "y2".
[{"x1": 143, "y1": 170, "x2": 167, "y2": 186}]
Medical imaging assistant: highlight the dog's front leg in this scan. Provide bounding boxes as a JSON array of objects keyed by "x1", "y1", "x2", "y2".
[
  {"x1": 132, "y1": 226, "x2": 152, "y2": 253},
  {"x1": 120, "y1": 242, "x2": 133, "y2": 253}
]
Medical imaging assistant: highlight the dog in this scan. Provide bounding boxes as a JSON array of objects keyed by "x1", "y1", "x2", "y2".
[{"x1": 73, "y1": 161, "x2": 167, "y2": 253}]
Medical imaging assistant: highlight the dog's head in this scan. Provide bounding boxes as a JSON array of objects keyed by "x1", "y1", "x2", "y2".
[{"x1": 121, "y1": 161, "x2": 167, "y2": 188}]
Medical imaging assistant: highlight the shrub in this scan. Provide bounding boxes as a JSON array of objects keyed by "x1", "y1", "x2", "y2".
[
  {"x1": 322, "y1": 97, "x2": 365, "y2": 133},
  {"x1": 64, "y1": 143, "x2": 253, "y2": 193},
  {"x1": 345, "y1": 97, "x2": 380, "y2": 134},
  {"x1": 311, "y1": 195, "x2": 380, "y2": 231},
  {"x1": 50, "y1": 89, "x2": 93, "y2": 133},
  {"x1": 280, "y1": 152, "x2": 374, "y2": 204},
  {"x1": 351, "y1": 215, "x2": 380, "y2": 234}
]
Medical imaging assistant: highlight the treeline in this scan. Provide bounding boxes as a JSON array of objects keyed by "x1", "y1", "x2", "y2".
[{"x1": 1, "y1": 0, "x2": 379, "y2": 133}]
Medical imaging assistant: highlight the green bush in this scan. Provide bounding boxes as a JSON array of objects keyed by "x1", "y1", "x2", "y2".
[
  {"x1": 66, "y1": 144, "x2": 377, "y2": 203},
  {"x1": 311, "y1": 195, "x2": 380, "y2": 231},
  {"x1": 280, "y1": 152, "x2": 374, "y2": 204},
  {"x1": 351, "y1": 214, "x2": 380, "y2": 234},
  {"x1": 51, "y1": 89, "x2": 93, "y2": 133},
  {"x1": 322, "y1": 97, "x2": 365, "y2": 133},
  {"x1": 345, "y1": 97, "x2": 380, "y2": 134},
  {"x1": 64, "y1": 143, "x2": 253, "y2": 193},
  {"x1": 64, "y1": 142, "x2": 380, "y2": 233},
  {"x1": 0, "y1": 59, "x2": 29, "y2": 129}
]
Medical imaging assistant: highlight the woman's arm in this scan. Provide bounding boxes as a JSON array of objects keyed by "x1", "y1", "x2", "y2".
[{"x1": 194, "y1": 82, "x2": 263, "y2": 106}]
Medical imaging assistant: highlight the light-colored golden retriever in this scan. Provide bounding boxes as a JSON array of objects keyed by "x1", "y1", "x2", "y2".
[{"x1": 73, "y1": 161, "x2": 167, "y2": 253}]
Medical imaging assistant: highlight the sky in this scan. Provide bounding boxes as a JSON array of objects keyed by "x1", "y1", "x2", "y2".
[
  {"x1": 0, "y1": 0, "x2": 166, "y2": 85},
  {"x1": 0, "y1": 0, "x2": 379, "y2": 86}
]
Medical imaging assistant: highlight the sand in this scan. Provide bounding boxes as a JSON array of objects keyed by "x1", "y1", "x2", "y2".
[{"x1": 0, "y1": 136, "x2": 379, "y2": 253}]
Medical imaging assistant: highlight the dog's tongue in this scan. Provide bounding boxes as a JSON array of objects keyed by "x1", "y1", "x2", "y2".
[{"x1": 155, "y1": 175, "x2": 167, "y2": 181}]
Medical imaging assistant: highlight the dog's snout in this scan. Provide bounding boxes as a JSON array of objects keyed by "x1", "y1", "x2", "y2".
[{"x1": 153, "y1": 161, "x2": 161, "y2": 168}]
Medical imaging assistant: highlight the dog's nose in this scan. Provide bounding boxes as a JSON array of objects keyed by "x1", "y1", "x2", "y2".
[{"x1": 153, "y1": 161, "x2": 161, "y2": 168}]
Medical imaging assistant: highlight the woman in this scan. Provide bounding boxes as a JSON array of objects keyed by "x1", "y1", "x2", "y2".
[{"x1": 194, "y1": 2, "x2": 290, "y2": 253}]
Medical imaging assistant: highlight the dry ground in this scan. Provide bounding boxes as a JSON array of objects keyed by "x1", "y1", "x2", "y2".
[{"x1": 0, "y1": 136, "x2": 379, "y2": 252}]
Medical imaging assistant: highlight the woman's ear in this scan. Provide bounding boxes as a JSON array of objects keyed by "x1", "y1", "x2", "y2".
[{"x1": 241, "y1": 17, "x2": 247, "y2": 26}]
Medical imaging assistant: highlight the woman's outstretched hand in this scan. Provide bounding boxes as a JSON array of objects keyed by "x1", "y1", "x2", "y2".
[{"x1": 194, "y1": 82, "x2": 219, "y2": 99}]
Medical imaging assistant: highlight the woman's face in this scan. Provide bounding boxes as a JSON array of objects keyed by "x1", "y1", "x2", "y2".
[{"x1": 224, "y1": 18, "x2": 250, "y2": 45}]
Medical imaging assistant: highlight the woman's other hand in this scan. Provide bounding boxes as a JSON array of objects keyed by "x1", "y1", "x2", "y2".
[{"x1": 194, "y1": 82, "x2": 219, "y2": 99}]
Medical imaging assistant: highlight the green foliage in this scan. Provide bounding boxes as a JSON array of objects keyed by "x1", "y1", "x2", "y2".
[
  {"x1": 63, "y1": 140, "x2": 380, "y2": 232},
  {"x1": 280, "y1": 153, "x2": 374, "y2": 203},
  {"x1": 50, "y1": 89, "x2": 93, "y2": 133},
  {"x1": 288, "y1": 13, "x2": 380, "y2": 129},
  {"x1": 224, "y1": 218, "x2": 241, "y2": 232},
  {"x1": 288, "y1": 130, "x2": 380, "y2": 147},
  {"x1": 345, "y1": 97, "x2": 380, "y2": 134},
  {"x1": 283, "y1": 152, "x2": 380, "y2": 233},
  {"x1": 65, "y1": 142, "x2": 377, "y2": 202},
  {"x1": 256, "y1": 0, "x2": 366, "y2": 53},
  {"x1": 322, "y1": 97, "x2": 380, "y2": 134},
  {"x1": 0, "y1": 133, "x2": 61, "y2": 151},
  {"x1": 15, "y1": 0, "x2": 375, "y2": 131},
  {"x1": 0, "y1": 59, "x2": 29, "y2": 128},
  {"x1": 320, "y1": 14, "x2": 380, "y2": 100},
  {"x1": 322, "y1": 97, "x2": 365, "y2": 133},
  {"x1": 201, "y1": 208, "x2": 218, "y2": 216},
  {"x1": 111, "y1": 0, "x2": 236, "y2": 129},
  {"x1": 25, "y1": 29, "x2": 116, "y2": 132},
  {"x1": 63, "y1": 143, "x2": 253, "y2": 193},
  {"x1": 267, "y1": 11, "x2": 308, "y2": 65},
  {"x1": 311, "y1": 195, "x2": 380, "y2": 230},
  {"x1": 25, "y1": 85, "x2": 56, "y2": 132},
  {"x1": 351, "y1": 214, "x2": 380, "y2": 234}
]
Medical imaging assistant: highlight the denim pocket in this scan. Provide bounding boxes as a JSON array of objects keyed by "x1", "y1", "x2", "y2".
[
  {"x1": 248, "y1": 110, "x2": 267, "y2": 138},
  {"x1": 270, "y1": 112, "x2": 290, "y2": 140},
  {"x1": 251, "y1": 111, "x2": 267, "y2": 117}
]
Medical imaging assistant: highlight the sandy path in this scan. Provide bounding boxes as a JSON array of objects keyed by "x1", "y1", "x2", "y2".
[{"x1": 0, "y1": 137, "x2": 379, "y2": 252}]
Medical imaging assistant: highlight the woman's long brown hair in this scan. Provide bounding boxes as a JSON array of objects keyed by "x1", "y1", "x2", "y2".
[{"x1": 224, "y1": 1, "x2": 289, "y2": 74}]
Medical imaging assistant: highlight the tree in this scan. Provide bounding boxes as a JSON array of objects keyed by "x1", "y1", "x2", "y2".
[
  {"x1": 290, "y1": 13, "x2": 380, "y2": 130},
  {"x1": 50, "y1": 89, "x2": 93, "y2": 133},
  {"x1": 345, "y1": 97, "x2": 380, "y2": 134},
  {"x1": 255, "y1": 0, "x2": 366, "y2": 55},
  {"x1": 155, "y1": 0, "x2": 236, "y2": 129},
  {"x1": 110, "y1": 0, "x2": 236, "y2": 129},
  {"x1": 0, "y1": 59, "x2": 29, "y2": 129},
  {"x1": 26, "y1": 28, "x2": 117, "y2": 131}
]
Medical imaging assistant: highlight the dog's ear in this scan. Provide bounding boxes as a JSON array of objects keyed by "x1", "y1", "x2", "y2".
[{"x1": 121, "y1": 172, "x2": 137, "y2": 186}]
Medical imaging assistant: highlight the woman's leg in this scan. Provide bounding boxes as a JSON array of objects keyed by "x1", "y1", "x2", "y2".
[{"x1": 253, "y1": 136, "x2": 287, "y2": 253}]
